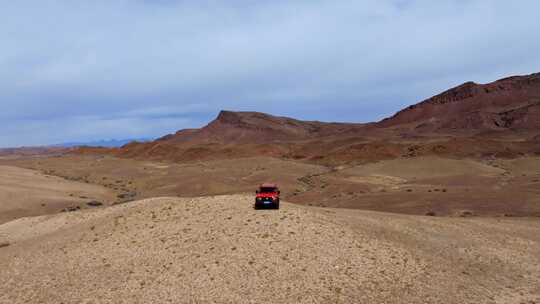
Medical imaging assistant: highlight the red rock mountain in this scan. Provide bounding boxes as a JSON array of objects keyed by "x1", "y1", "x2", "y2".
[
  {"x1": 79, "y1": 72, "x2": 540, "y2": 163},
  {"x1": 378, "y1": 72, "x2": 540, "y2": 132},
  {"x1": 154, "y1": 110, "x2": 367, "y2": 145},
  {"x1": 113, "y1": 111, "x2": 368, "y2": 161}
]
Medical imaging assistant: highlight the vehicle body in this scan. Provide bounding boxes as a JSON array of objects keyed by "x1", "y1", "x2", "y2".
[{"x1": 254, "y1": 183, "x2": 280, "y2": 209}]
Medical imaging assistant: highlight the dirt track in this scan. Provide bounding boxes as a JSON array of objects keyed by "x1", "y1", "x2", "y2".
[{"x1": 1, "y1": 195, "x2": 539, "y2": 303}]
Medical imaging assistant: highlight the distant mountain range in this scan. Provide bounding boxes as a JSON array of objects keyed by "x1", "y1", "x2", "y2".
[
  {"x1": 55, "y1": 138, "x2": 152, "y2": 148},
  {"x1": 5, "y1": 72, "x2": 538, "y2": 163},
  {"x1": 79, "y1": 72, "x2": 540, "y2": 164},
  {"x1": 0, "y1": 138, "x2": 153, "y2": 157}
]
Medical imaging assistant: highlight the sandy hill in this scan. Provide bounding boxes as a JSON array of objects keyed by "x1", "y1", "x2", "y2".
[
  {"x1": 0, "y1": 165, "x2": 116, "y2": 224},
  {"x1": 1, "y1": 195, "x2": 539, "y2": 303}
]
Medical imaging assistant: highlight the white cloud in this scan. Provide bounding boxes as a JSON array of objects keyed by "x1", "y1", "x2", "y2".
[{"x1": 1, "y1": 0, "x2": 540, "y2": 146}]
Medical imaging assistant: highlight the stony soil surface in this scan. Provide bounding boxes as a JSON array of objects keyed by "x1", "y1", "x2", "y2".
[
  {"x1": 5, "y1": 155, "x2": 540, "y2": 217},
  {"x1": 1, "y1": 195, "x2": 539, "y2": 303}
]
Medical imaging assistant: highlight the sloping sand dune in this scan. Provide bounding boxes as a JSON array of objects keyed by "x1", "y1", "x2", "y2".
[
  {"x1": 0, "y1": 165, "x2": 115, "y2": 224},
  {"x1": 1, "y1": 195, "x2": 539, "y2": 303}
]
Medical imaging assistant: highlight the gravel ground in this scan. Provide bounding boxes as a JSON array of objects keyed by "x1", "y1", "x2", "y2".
[{"x1": 1, "y1": 195, "x2": 539, "y2": 303}]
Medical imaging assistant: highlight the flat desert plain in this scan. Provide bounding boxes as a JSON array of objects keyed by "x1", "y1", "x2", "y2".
[{"x1": 4, "y1": 154, "x2": 540, "y2": 217}]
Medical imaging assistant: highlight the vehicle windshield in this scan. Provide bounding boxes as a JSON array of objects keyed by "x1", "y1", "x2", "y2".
[{"x1": 259, "y1": 187, "x2": 277, "y2": 193}]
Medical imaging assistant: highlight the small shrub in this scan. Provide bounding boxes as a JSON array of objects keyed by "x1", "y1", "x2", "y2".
[
  {"x1": 459, "y1": 210, "x2": 474, "y2": 217},
  {"x1": 87, "y1": 201, "x2": 103, "y2": 207}
]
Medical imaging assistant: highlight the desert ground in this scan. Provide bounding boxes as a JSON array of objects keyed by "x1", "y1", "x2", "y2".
[
  {"x1": 1, "y1": 195, "x2": 539, "y2": 303},
  {"x1": 0, "y1": 152, "x2": 539, "y2": 303},
  {"x1": 0, "y1": 164, "x2": 115, "y2": 224},
  {"x1": 3, "y1": 154, "x2": 540, "y2": 217}
]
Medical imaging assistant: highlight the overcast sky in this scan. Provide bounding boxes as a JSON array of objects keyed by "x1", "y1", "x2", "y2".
[{"x1": 1, "y1": 0, "x2": 540, "y2": 147}]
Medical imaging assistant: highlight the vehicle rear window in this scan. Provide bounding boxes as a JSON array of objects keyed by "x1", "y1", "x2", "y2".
[{"x1": 260, "y1": 187, "x2": 277, "y2": 193}]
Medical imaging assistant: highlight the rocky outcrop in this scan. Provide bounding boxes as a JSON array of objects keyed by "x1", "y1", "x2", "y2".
[{"x1": 378, "y1": 72, "x2": 540, "y2": 132}]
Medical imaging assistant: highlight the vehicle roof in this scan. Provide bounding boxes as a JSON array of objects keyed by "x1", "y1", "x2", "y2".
[{"x1": 260, "y1": 183, "x2": 278, "y2": 188}]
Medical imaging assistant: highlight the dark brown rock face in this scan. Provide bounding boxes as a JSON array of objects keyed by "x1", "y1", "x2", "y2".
[{"x1": 378, "y1": 73, "x2": 540, "y2": 132}]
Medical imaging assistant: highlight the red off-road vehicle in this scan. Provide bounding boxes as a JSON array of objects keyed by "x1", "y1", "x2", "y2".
[{"x1": 254, "y1": 183, "x2": 280, "y2": 209}]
